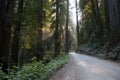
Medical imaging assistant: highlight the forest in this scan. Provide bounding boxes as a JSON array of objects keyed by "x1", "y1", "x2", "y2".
[
  {"x1": 0, "y1": 0, "x2": 70, "y2": 79},
  {"x1": 77, "y1": 0, "x2": 120, "y2": 60},
  {"x1": 0, "y1": 0, "x2": 120, "y2": 80}
]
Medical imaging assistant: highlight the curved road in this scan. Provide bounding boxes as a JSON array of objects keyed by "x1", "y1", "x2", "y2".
[{"x1": 49, "y1": 52, "x2": 120, "y2": 80}]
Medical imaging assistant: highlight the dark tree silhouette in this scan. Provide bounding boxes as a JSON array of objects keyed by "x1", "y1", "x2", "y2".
[
  {"x1": 11, "y1": 0, "x2": 24, "y2": 67},
  {"x1": 65, "y1": 0, "x2": 69, "y2": 54},
  {"x1": 75, "y1": 0, "x2": 80, "y2": 47},
  {"x1": 36, "y1": 0, "x2": 44, "y2": 60},
  {"x1": 0, "y1": 0, "x2": 15, "y2": 71},
  {"x1": 104, "y1": 0, "x2": 120, "y2": 48}
]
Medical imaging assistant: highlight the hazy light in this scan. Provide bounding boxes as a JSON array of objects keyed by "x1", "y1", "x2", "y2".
[
  {"x1": 69, "y1": 0, "x2": 76, "y2": 25},
  {"x1": 69, "y1": 0, "x2": 80, "y2": 26}
]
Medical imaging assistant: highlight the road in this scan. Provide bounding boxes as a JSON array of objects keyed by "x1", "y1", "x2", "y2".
[{"x1": 49, "y1": 52, "x2": 120, "y2": 80}]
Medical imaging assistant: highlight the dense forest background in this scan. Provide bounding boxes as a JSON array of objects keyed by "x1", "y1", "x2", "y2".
[
  {"x1": 0, "y1": 0, "x2": 120, "y2": 79},
  {"x1": 77, "y1": 0, "x2": 120, "y2": 60},
  {"x1": 0, "y1": 0, "x2": 76, "y2": 73}
]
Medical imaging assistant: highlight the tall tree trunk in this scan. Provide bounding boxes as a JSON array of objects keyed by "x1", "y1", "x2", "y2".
[
  {"x1": 0, "y1": 0, "x2": 15, "y2": 72},
  {"x1": 11, "y1": 0, "x2": 24, "y2": 67},
  {"x1": 54, "y1": 0, "x2": 60, "y2": 57},
  {"x1": 91, "y1": 0, "x2": 102, "y2": 26},
  {"x1": 104, "y1": 0, "x2": 110, "y2": 40},
  {"x1": 75, "y1": 0, "x2": 80, "y2": 47},
  {"x1": 91, "y1": 0, "x2": 103, "y2": 45},
  {"x1": 36, "y1": 0, "x2": 44, "y2": 60},
  {"x1": 65, "y1": 0, "x2": 69, "y2": 54},
  {"x1": 59, "y1": 3, "x2": 63, "y2": 52},
  {"x1": 104, "y1": 0, "x2": 120, "y2": 48}
]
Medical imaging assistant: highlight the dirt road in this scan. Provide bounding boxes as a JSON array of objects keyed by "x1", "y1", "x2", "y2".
[{"x1": 49, "y1": 52, "x2": 120, "y2": 80}]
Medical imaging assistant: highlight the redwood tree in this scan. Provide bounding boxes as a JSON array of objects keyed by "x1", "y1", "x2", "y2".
[
  {"x1": 0, "y1": 0, "x2": 15, "y2": 71},
  {"x1": 11, "y1": 0, "x2": 24, "y2": 67},
  {"x1": 75, "y1": 0, "x2": 80, "y2": 47},
  {"x1": 104, "y1": 0, "x2": 120, "y2": 48},
  {"x1": 54, "y1": 0, "x2": 60, "y2": 57},
  {"x1": 36, "y1": 0, "x2": 44, "y2": 60},
  {"x1": 65, "y1": 0, "x2": 69, "y2": 53}
]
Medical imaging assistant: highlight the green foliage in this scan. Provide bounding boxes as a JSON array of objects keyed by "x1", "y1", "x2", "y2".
[
  {"x1": 0, "y1": 66, "x2": 6, "y2": 79},
  {"x1": 1, "y1": 54, "x2": 69, "y2": 80},
  {"x1": 43, "y1": 51, "x2": 54, "y2": 61},
  {"x1": 79, "y1": 0, "x2": 89, "y2": 10},
  {"x1": 15, "y1": 0, "x2": 67, "y2": 63},
  {"x1": 78, "y1": 0, "x2": 105, "y2": 47}
]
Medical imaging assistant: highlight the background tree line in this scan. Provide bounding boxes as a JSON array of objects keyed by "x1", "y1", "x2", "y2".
[{"x1": 77, "y1": 0, "x2": 120, "y2": 60}]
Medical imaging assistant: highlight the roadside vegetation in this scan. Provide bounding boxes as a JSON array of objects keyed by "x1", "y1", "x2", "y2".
[{"x1": 0, "y1": 54, "x2": 69, "y2": 80}]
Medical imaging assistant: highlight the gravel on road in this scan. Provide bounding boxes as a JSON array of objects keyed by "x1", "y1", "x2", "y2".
[{"x1": 49, "y1": 52, "x2": 120, "y2": 80}]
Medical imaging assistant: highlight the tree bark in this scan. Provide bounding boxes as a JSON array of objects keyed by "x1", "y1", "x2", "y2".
[
  {"x1": 36, "y1": 0, "x2": 44, "y2": 60},
  {"x1": 104, "y1": 0, "x2": 120, "y2": 48},
  {"x1": 65, "y1": 0, "x2": 69, "y2": 54},
  {"x1": 91, "y1": 0, "x2": 102, "y2": 26},
  {"x1": 11, "y1": 0, "x2": 24, "y2": 66},
  {"x1": 90, "y1": 0, "x2": 103, "y2": 45},
  {"x1": 54, "y1": 0, "x2": 60, "y2": 57},
  {"x1": 104, "y1": 0, "x2": 110, "y2": 39},
  {"x1": 0, "y1": 0, "x2": 15, "y2": 72},
  {"x1": 75, "y1": 0, "x2": 80, "y2": 47}
]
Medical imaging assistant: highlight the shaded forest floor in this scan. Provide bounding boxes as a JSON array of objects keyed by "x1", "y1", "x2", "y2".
[{"x1": 49, "y1": 52, "x2": 120, "y2": 80}]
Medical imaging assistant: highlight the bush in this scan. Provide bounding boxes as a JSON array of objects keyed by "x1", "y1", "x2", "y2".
[
  {"x1": 0, "y1": 66, "x2": 6, "y2": 79},
  {"x1": 1, "y1": 54, "x2": 69, "y2": 80}
]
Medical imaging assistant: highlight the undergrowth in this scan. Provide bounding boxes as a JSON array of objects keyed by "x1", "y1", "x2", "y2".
[{"x1": 0, "y1": 54, "x2": 69, "y2": 80}]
